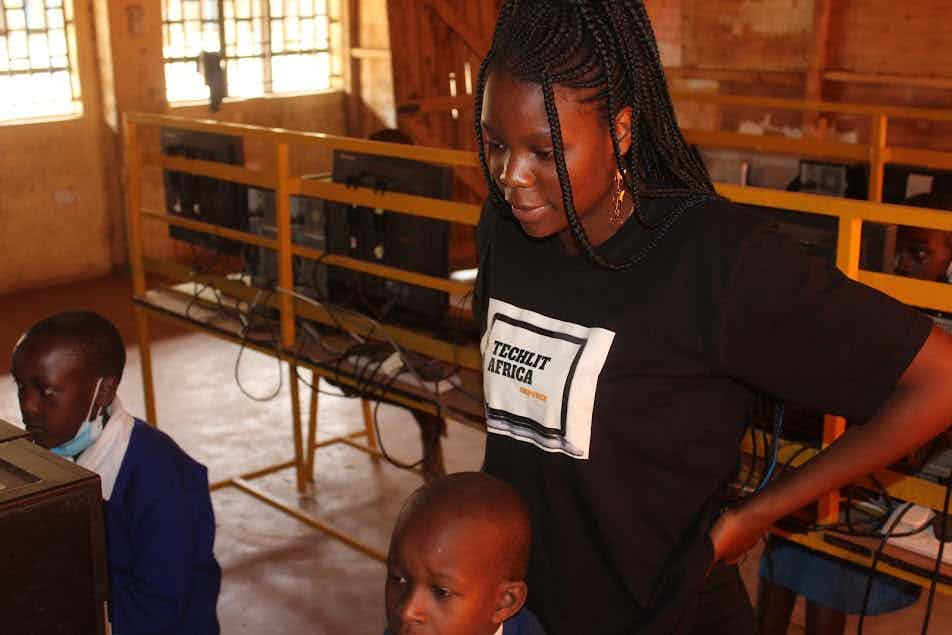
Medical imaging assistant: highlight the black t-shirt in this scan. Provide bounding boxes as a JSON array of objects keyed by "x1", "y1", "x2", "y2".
[{"x1": 474, "y1": 195, "x2": 932, "y2": 635}]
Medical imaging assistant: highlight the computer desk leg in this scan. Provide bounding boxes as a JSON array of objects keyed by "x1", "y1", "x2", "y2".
[
  {"x1": 135, "y1": 306, "x2": 158, "y2": 426},
  {"x1": 361, "y1": 398, "x2": 379, "y2": 457},
  {"x1": 289, "y1": 362, "x2": 306, "y2": 493},
  {"x1": 306, "y1": 369, "x2": 319, "y2": 482},
  {"x1": 818, "y1": 414, "x2": 847, "y2": 525}
]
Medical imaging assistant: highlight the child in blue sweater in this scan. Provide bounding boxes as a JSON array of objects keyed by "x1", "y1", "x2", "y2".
[
  {"x1": 12, "y1": 311, "x2": 221, "y2": 635},
  {"x1": 385, "y1": 472, "x2": 545, "y2": 635}
]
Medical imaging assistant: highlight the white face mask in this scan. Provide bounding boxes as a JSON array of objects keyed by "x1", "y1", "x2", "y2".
[{"x1": 50, "y1": 377, "x2": 105, "y2": 459}]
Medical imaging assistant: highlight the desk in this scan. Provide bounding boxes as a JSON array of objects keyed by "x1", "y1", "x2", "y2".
[
  {"x1": 741, "y1": 430, "x2": 952, "y2": 595},
  {"x1": 0, "y1": 429, "x2": 109, "y2": 634},
  {"x1": 136, "y1": 282, "x2": 482, "y2": 561},
  {"x1": 0, "y1": 419, "x2": 27, "y2": 444}
]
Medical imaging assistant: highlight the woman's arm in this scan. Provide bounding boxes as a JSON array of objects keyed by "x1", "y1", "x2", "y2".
[{"x1": 711, "y1": 325, "x2": 952, "y2": 565}]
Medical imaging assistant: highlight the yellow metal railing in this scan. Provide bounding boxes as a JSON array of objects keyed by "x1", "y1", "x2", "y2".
[
  {"x1": 671, "y1": 90, "x2": 952, "y2": 203},
  {"x1": 400, "y1": 89, "x2": 952, "y2": 203},
  {"x1": 124, "y1": 113, "x2": 485, "y2": 530},
  {"x1": 124, "y1": 113, "x2": 483, "y2": 400}
]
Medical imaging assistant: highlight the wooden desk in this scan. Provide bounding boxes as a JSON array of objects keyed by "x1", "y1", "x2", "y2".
[
  {"x1": 0, "y1": 437, "x2": 108, "y2": 634},
  {"x1": 0, "y1": 419, "x2": 28, "y2": 444}
]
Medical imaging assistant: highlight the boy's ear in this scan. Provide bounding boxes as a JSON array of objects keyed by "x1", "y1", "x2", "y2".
[
  {"x1": 491, "y1": 580, "x2": 528, "y2": 625},
  {"x1": 95, "y1": 376, "x2": 120, "y2": 416},
  {"x1": 612, "y1": 106, "x2": 634, "y2": 157}
]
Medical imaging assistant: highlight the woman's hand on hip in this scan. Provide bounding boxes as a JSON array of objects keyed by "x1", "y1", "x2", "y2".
[{"x1": 708, "y1": 506, "x2": 765, "y2": 573}]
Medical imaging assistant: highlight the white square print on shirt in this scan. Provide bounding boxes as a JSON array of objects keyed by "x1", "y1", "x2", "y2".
[{"x1": 481, "y1": 298, "x2": 615, "y2": 459}]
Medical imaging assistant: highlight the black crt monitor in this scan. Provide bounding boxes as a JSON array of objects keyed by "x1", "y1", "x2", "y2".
[
  {"x1": 161, "y1": 128, "x2": 248, "y2": 255},
  {"x1": 324, "y1": 150, "x2": 454, "y2": 328},
  {"x1": 736, "y1": 203, "x2": 894, "y2": 273},
  {"x1": 883, "y1": 164, "x2": 952, "y2": 204},
  {"x1": 785, "y1": 160, "x2": 893, "y2": 271}
]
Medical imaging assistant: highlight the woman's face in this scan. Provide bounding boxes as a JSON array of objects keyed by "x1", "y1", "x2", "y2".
[{"x1": 480, "y1": 70, "x2": 631, "y2": 246}]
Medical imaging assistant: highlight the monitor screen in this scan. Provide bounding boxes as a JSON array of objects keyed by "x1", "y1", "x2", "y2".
[{"x1": 324, "y1": 150, "x2": 455, "y2": 330}]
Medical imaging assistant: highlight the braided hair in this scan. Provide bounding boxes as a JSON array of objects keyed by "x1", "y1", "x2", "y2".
[{"x1": 474, "y1": 0, "x2": 717, "y2": 270}]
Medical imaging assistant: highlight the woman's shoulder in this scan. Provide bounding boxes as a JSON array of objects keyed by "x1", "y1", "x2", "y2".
[{"x1": 684, "y1": 195, "x2": 770, "y2": 241}]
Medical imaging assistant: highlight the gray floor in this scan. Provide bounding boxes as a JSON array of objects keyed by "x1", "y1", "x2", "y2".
[{"x1": 0, "y1": 273, "x2": 949, "y2": 633}]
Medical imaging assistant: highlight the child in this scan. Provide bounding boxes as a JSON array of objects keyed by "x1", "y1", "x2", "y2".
[
  {"x1": 894, "y1": 193, "x2": 952, "y2": 283},
  {"x1": 12, "y1": 310, "x2": 221, "y2": 635},
  {"x1": 385, "y1": 471, "x2": 545, "y2": 635}
]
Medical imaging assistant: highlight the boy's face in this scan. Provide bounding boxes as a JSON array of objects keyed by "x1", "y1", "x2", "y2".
[
  {"x1": 896, "y1": 227, "x2": 952, "y2": 282},
  {"x1": 386, "y1": 512, "x2": 514, "y2": 635},
  {"x1": 11, "y1": 335, "x2": 99, "y2": 449}
]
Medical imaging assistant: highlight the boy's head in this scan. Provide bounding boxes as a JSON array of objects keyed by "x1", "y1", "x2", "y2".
[
  {"x1": 896, "y1": 193, "x2": 952, "y2": 282},
  {"x1": 11, "y1": 311, "x2": 125, "y2": 449},
  {"x1": 386, "y1": 472, "x2": 531, "y2": 635}
]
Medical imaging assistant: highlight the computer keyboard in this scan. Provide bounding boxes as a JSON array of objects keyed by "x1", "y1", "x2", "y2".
[{"x1": 885, "y1": 504, "x2": 952, "y2": 565}]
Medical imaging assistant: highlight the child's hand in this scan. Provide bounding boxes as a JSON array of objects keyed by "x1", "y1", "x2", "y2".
[{"x1": 707, "y1": 506, "x2": 764, "y2": 574}]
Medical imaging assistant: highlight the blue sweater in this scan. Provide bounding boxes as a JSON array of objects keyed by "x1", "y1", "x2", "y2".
[{"x1": 105, "y1": 420, "x2": 221, "y2": 634}]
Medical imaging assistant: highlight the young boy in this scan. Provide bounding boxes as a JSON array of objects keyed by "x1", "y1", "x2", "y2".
[
  {"x1": 385, "y1": 472, "x2": 545, "y2": 635},
  {"x1": 12, "y1": 311, "x2": 221, "y2": 635}
]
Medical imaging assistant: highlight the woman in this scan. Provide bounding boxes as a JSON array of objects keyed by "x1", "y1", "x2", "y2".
[{"x1": 471, "y1": 2, "x2": 952, "y2": 634}]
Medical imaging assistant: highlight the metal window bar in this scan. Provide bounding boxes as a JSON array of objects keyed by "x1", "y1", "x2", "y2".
[
  {"x1": 163, "y1": 0, "x2": 339, "y2": 101},
  {"x1": 0, "y1": 0, "x2": 80, "y2": 120},
  {"x1": 161, "y1": 0, "x2": 224, "y2": 102},
  {"x1": 161, "y1": 0, "x2": 222, "y2": 63}
]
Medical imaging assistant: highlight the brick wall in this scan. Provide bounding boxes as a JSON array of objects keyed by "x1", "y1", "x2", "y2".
[
  {"x1": 642, "y1": 1, "x2": 952, "y2": 150},
  {"x1": 0, "y1": 0, "x2": 349, "y2": 296},
  {"x1": 0, "y1": 1, "x2": 112, "y2": 296}
]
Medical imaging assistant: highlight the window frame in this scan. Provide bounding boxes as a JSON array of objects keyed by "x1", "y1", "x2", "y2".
[
  {"x1": 0, "y1": 0, "x2": 83, "y2": 125},
  {"x1": 161, "y1": 0, "x2": 343, "y2": 106}
]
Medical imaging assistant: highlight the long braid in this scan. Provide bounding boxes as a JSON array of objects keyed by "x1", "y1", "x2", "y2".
[
  {"x1": 541, "y1": 73, "x2": 607, "y2": 268},
  {"x1": 475, "y1": 0, "x2": 718, "y2": 269},
  {"x1": 576, "y1": 2, "x2": 651, "y2": 228},
  {"x1": 474, "y1": 1, "x2": 516, "y2": 209}
]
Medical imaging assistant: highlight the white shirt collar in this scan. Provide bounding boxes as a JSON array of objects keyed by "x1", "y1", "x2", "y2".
[{"x1": 77, "y1": 396, "x2": 135, "y2": 500}]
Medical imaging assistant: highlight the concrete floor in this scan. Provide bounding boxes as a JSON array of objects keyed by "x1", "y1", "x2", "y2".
[{"x1": 0, "y1": 273, "x2": 949, "y2": 634}]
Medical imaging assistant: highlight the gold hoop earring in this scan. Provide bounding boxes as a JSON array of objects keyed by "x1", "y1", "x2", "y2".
[{"x1": 609, "y1": 170, "x2": 629, "y2": 226}]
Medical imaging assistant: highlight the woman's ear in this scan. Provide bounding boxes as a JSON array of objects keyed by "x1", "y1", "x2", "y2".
[
  {"x1": 613, "y1": 106, "x2": 634, "y2": 157},
  {"x1": 491, "y1": 580, "x2": 528, "y2": 625}
]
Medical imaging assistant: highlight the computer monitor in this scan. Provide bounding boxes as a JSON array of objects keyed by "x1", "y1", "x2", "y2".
[
  {"x1": 785, "y1": 160, "x2": 895, "y2": 271},
  {"x1": 246, "y1": 186, "x2": 328, "y2": 299},
  {"x1": 736, "y1": 203, "x2": 894, "y2": 273},
  {"x1": 791, "y1": 160, "x2": 868, "y2": 199},
  {"x1": 883, "y1": 164, "x2": 952, "y2": 204},
  {"x1": 324, "y1": 150, "x2": 454, "y2": 329},
  {"x1": 161, "y1": 128, "x2": 248, "y2": 255}
]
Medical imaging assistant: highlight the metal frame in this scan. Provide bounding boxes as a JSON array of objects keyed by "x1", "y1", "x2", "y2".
[{"x1": 124, "y1": 111, "x2": 481, "y2": 562}]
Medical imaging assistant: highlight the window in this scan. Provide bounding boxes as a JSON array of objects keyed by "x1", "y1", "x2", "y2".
[
  {"x1": 0, "y1": 0, "x2": 81, "y2": 122},
  {"x1": 162, "y1": 0, "x2": 342, "y2": 104}
]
